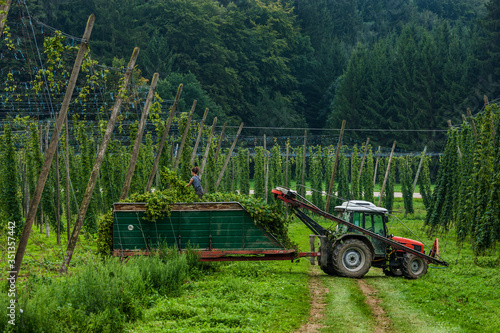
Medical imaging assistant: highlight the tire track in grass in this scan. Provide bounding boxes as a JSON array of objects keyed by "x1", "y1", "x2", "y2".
[
  {"x1": 295, "y1": 266, "x2": 329, "y2": 333},
  {"x1": 357, "y1": 279, "x2": 392, "y2": 333}
]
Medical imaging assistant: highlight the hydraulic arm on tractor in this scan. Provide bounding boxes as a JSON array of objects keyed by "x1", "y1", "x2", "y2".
[{"x1": 272, "y1": 187, "x2": 448, "y2": 279}]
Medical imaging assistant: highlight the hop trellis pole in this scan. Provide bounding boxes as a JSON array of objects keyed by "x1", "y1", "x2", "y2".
[
  {"x1": 12, "y1": 14, "x2": 96, "y2": 283},
  {"x1": 60, "y1": 47, "x2": 140, "y2": 274}
]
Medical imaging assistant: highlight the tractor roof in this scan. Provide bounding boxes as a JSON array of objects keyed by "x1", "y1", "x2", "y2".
[{"x1": 334, "y1": 200, "x2": 388, "y2": 214}]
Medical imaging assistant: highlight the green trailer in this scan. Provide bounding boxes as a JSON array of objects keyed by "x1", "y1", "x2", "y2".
[{"x1": 112, "y1": 201, "x2": 310, "y2": 261}]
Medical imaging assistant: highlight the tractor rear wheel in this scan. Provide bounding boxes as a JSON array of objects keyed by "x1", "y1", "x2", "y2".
[
  {"x1": 402, "y1": 253, "x2": 428, "y2": 279},
  {"x1": 332, "y1": 239, "x2": 372, "y2": 278}
]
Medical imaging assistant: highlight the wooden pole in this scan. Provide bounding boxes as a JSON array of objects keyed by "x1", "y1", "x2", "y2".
[
  {"x1": 373, "y1": 146, "x2": 381, "y2": 186},
  {"x1": 285, "y1": 143, "x2": 289, "y2": 188},
  {"x1": 173, "y1": 100, "x2": 196, "y2": 171},
  {"x1": 12, "y1": 15, "x2": 95, "y2": 282},
  {"x1": 466, "y1": 108, "x2": 477, "y2": 138},
  {"x1": 60, "y1": 47, "x2": 139, "y2": 274},
  {"x1": 190, "y1": 108, "x2": 209, "y2": 165},
  {"x1": 65, "y1": 116, "x2": 70, "y2": 241},
  {"x1": 325, "y1": 120, "x2": 346, "y2": 212},
  {"x1": 377, "y1": 141, "x2": 396, "y2": 207},
  {"x1": 214, "y1": 122, "x2": 227, "y2": 164},
  {"x1": 44, "y1": 122, "x2": 49, "y2": 236},
  {"x1": 200, "y1": 117, "x2": 217, "y2": 177},
  {"x1": 300, "y1": 131, "x2": 307, "y2": 196},
  {"x1": 0, "y1": 0, "x2": 12, "y2": 35},
  {"x1": 412, "y1": 146, "x2": 427, "y2": 194},
  {"x1": 145, "y1": 84, "x2": 183, "y2": 192},
  {"x1": 120, "y1": 73, "x2": 159, "y2": 200},
  {"x1": 216, "y1": 123, "x2": 244, "y2": 190},
  {"x1": 56, "y1": 141, "x2": 60, "y2": 245}
]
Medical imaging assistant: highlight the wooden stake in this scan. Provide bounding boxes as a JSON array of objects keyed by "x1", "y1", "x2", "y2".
[
  {"x1": 65, "y1": 116, "x2": 70, "y2": 241},
  {"x1": 215, "y1": 123, "x2": 244, "y2": 190},
  {"x1": 0, "y1": 0, "x2": 12, "y2": 35},
  {"x1": 145, "y1": 83, "x2": 183, "y2": 192},
  {"x1": 200, "y1": 117, "x2": 217, "y2": 176},
  {"x1": 191, "y1": 108, "x2": 209, "y2": 165},
  {"x1": 325, "y1": 120, "x2": 346, "y2": 212},
  {"x1": 173, "y1": 100, "x2": 196, "y2": 172},
  {"x1": 12, "y1": 15, "x2": 95, "y2": 283},
  {"x1": 378, "y1": 141, "x2": 396, "y2": 207},
  {"x1": 412, "y1": 146, "x2": 427, "y2": 194},
  {"x1": 120, "y1": 73, "x2": 159, "y2": 200},
  {"x1": 467, "y1": 108, "x2": 477, "y2": 138},
  {"x1": 56, "y1": 141, "x2": 60, "y2": 245},
  {"x1": 214, "y1": 122, "x2": 227, "y2": 164},
  {"x1": 60, "y1": 47, "x2": 140, "y2": 274},
  {"x1": 373, "y1": 146, "x2": 381, "y2": 186}
]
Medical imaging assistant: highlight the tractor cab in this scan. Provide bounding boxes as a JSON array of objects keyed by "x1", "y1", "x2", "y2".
[{"x1": 334, "y1": 200, "x2": 389, "y2": 255}]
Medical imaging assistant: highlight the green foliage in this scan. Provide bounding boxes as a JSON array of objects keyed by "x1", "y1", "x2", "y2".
[
  {"x1": 294, "y1": 144, "x2": 307, "y2": 197},
  {"x1": 425, "y1": 129, "x2": 460, "y2": 232},
  {"x1": 424, "y1": 103, "x2": 500, "y2": 254},
  {"x1": 254, "y1": 146, "x2": 266, "y2": 201},
  {"x1": 417, "y1": 153, "x2": 433, "y2": 212},
  {"x1": 379, "y1": 157, "x2": 395, "y2": 212},
  {"x1": 399, "y1": 156, "x2": 415, "y2": 215},
  {"x1": 336, "y1": 146, "x2": 350, "y2": 206},
  {"x1": 361, "y1": 146, "x2": 374, "y2": 202},
  {"x1": 98, "y1": 167, "x2": 295, "y2": 252},
  {"x1": 269, "y1": 142, "x2": 283, "y2": 203},
  {"x1": 351, "y1": 144, "x2": 361, "y2": 199},
  {"x1": 0, "y1": 124, "x2": 23, "y2": 237},
  {"x1": 310, "y1": 146, "x2": 324, "y2": 210},
  {"x1": 237, "y1": 148, "x2": 250, "y2": 195},
  {"x1": 0, "y1": 255, "x2": 188, "y2": 332}
]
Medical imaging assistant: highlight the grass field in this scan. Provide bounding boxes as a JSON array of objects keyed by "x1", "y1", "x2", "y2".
[{"x1": 1, "y1": 197, "x2": 499, "y2": 332}]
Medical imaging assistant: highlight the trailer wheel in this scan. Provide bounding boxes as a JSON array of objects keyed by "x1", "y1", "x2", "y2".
[
  {"x1": 332, "y1": 239, "x2": 372, "y2": 278},
  {"x1": 402, "y1": 253, "x2": 428, "y2": 279}
]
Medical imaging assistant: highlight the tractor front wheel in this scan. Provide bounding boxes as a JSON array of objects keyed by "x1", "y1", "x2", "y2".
[
  {"x1": 332, "y1": 239, "x2": 372, "y2": 278},
  {"x1": 402, "y1": 253, "x2": 428, "y2": 279}
]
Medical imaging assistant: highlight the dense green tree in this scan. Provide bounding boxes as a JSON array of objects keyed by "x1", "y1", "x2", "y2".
[{"x1": 0, "y1": 124, "x2": 23, "y2": 237}]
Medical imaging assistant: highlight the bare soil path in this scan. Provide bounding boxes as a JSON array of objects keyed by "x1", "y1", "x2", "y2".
[
  {"x1": 357, "y1": 279, "x2": 393, "y2": 333},
  {"x1": 295, "y1": 266, "x2": 330, "y2": 333}
]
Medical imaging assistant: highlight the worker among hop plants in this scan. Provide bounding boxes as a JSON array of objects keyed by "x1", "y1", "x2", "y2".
[{"x1": 185, "y1": 166, "x2": 204, "y2": 199}]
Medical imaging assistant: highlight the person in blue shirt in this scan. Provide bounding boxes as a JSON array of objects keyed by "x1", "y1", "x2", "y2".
[{"x1": 185, "y1": 166, "x2": 204, "y2": 199}]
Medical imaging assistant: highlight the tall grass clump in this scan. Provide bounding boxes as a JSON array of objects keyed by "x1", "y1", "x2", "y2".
[{"x1": 0, "y1": 253, "x2": 188, "y2": 332}]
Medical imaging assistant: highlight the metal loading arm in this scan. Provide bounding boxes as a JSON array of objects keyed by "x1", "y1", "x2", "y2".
[{"x1": 273, "y1": 189, "x2": 448, "y2": 267}]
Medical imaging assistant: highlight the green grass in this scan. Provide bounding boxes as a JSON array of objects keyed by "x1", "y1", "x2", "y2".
[{"x1": 2, "y1": 197, "x2": 499, "y2": 332}]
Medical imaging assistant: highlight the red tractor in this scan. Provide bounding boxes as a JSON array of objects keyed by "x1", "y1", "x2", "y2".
[{"x1": 272, "y1": 187, "x2": 447, "y2": 279}]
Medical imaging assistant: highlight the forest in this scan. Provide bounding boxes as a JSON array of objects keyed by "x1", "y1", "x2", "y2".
[{"x1": 2, "y1": 0, "x2": 499, "y2": 149}]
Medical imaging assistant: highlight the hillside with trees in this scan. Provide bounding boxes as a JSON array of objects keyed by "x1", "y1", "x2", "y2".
[{"x1": 3, "y1": 0, "x2": 493, "y2": 150}]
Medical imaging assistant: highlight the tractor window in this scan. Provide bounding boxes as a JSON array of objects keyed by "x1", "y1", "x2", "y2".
[
  {"x1": 364, "y1": 214, "x2": 374, "y2": 231},
  {"x1": 352, "y1": 212, "x2": 361, "y2": 226},
  {"x1": 372, "y1": 214, "x2": 385, "y2": 235}
]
